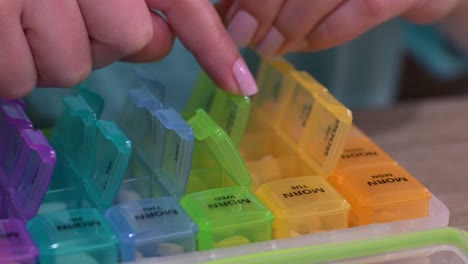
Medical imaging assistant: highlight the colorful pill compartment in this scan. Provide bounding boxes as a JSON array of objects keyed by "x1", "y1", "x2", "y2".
[
  {"x1": 182, "y1": 71, "x2": 251, "y2": 147},
  {"x1": 240, "y1": 58, "x2": 352, "y2": 238},
  {"x1": 180, "y1": 109, "x2": 273, "y2": 251},
  {"x1": 148, "y1": 79, "x2": 272, "y2": 250},
  {"x1": 0, "y1": 101, "x2": 56, "y2": 221},
  {"x1": 0, "y1": 219, "x2": 38, "y2": 264},
  {"x1": 106, "y1": 86, "x2": 198, "y2": 261},
  {"x1": 27, "y1": 94, "x2": 131, "y2": 263},
  {"x1": 328, "y1": 126, "x2": 432, "y2": 226},
  {"x1": 27, "y1": 208, "x2": 119, "y2": 264},
  {"x1": 0, "y1": 100, "x2": 56, "y2": 264}
]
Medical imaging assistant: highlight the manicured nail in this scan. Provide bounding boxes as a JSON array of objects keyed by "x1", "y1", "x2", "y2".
[
  {"x1": 227, "y1": 10, "x2": 258, "y2": 47},
  {"x1": 232, "y1": 58, "x2": 258, "y2": 96},
  {"x1": 256, "y1": 27, "x2": 284, "y2": 57}
]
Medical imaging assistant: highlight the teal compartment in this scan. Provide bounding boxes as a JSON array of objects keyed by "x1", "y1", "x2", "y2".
[
  {"x1": 27, "y1": 208, "x2": 119, "y2": 264},
  {"x1": 49, "y1": 95, "x2": 98, "y2": 189},
  {"x1": 30, "y1": 94, "x2": 131, "y2": 264},
  {"x1": 43, "y1": 94, "x2": 131, "y2": 212}
]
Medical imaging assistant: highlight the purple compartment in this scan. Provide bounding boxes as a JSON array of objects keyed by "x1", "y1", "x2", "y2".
[
  {"x1": 7, "y1": 129, "x2": 56, "y2": 221},
  {"x1": 0, "y1": 103, "x2": 32, "y2": 165},
  {"x1": 0, "y1": 218, "x2": 38, "y2": 263}
]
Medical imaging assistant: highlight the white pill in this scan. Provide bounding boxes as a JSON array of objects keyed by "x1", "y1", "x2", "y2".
[
  {"x1": 55, "y1": 253, "x2": 99, "y2": 264},
  {"x1": 116, "y1": 189, "x2": 142, "y2": 203},
  {"x1": 37, "y1": 202, "x2": 68, "y2": 215},
  {"x1": 156, "y1": 243, "x2": 184, "y2": 256}
]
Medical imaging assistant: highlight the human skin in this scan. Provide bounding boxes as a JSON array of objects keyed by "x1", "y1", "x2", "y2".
[
  {"x1": 0, "y1": 0, "x2": 257, "y2": 99},
  {"x1": 216, "y1": 0, "x2": 463, "y2": 56}
]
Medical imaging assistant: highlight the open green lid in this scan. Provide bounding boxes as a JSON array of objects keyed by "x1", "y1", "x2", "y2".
[
  {"x1": 182, "y1": 71, "x2": 251, "y2": 146},
  {"x1": 186, "y1": 109, "x2": 252, "y2": 193}
]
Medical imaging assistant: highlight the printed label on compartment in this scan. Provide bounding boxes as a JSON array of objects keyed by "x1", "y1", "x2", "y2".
[
  {"x1": 328, "y1": 164, "x2": 432, "y2": 226},
  {"x1": 0, "y1": 219, "x2": 38, "y2": 263},
  {"x1": 105, "y1": 197, "x2": 197, "y2": 261},
  {"x1": 180, "y1": 186, "x2": 273, "y2": 251},
  {"x1": 337, "y1": 136, "x2": 396, "y2": 170},
  {"x1": 256, "y1": 176, "x2": 350, "y2": 239},
  {"x1": 27, "y1": 208, "x2": 119, "y2": 264}
]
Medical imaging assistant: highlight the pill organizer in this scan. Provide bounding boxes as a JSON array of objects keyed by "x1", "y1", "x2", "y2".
[
  {"x1": 0, "y1": 56, "x2": 453, "y2": 263},
  {"x1": 104, "y1": 84, "x2": 272, "y2": 261},
  {"x1": 125, "y1": 58, "x2": 449, "y2": 262}
]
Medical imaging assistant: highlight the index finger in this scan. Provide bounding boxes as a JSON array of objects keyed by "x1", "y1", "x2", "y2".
[{"x1": 146, "y1": 0, "x2": 258, "y2": 96}]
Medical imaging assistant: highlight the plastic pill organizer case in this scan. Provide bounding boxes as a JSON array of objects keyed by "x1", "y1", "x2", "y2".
[
  {"x1": 1, "y1": 57, "x2": 452, "y2": 264},
  {"x1": 144, "y1": 58, "x2": 451, "y2": 263}
]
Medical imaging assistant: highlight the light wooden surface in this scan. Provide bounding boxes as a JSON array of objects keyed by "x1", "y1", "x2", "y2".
[{"x1": 354, "y1": 95, "x2": 468, "y2": 230}]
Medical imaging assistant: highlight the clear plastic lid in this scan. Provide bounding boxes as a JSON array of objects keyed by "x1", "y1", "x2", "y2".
[
  {"x1": 187, "y1": 109, "x2": 252, "y2": 192},
  {"x1": 118, "y1": 87, "x2": 194, "y2": 198},
  {"x1": 0, "y1": 218, "x2": 38, "y2": 263}
]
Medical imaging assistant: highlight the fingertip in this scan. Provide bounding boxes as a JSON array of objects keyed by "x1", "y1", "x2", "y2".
[
  {"x1": 403, "y1": 0, "x2": 459, "y2": 24},
  {"x1": 122, "y1": 11, "x2": 175, "y2": 62},
  {"x1": 146, "y1": 0, "x2": 258, "y2": 96},
  {"x1": 0, "y1": 73, "x2": 36, "y2": 100}
]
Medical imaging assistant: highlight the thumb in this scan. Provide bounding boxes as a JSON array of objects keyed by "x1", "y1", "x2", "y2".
[{"x1": 146, "y1": 0, "x2": 258, "y2": 96}]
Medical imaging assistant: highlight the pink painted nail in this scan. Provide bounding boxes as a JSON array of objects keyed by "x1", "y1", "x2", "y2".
[
  {"x1": 256, "y1": 27, "x2": 284, "y2": 57},
  {"x1": 232, "y1": 58, "x2": 258, "y2": 96},
  {"x1": 227, "y1": 10, "x2": 258, "y2": 47}
]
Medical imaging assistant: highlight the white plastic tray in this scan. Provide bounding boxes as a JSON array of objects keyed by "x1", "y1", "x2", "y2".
[{"x1": 129, "y1": 195, "x2": 450, "y2": 264}]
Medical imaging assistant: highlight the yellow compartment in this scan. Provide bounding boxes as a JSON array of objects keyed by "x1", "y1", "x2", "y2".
[
  {"x1": 246, "y1": 58, "x2": 352, "y2": 179},
  {"x1": 242, "y1": 131, "x2": 315, "y2": 190},
  {"x1": 328, "y1": 164, "x2": 432, "y2": 226},
  {"x1": 256, "y1": 176, "x2": 350, "y2": 239}
]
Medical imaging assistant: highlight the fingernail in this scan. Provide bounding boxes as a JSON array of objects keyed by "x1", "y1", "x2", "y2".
[
  {"x1": 256, "y1": 27, "x2": 284, "y2": 57},
  {"x1": 232, "y1": 58, "x2": 258, "y2": 96},
  {"x1": 227, "y1": 10, "x2": 258, "y2": 47}
]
